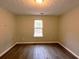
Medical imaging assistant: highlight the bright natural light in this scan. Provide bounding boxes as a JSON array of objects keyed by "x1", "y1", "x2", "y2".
[
  {"x1": 34, "y1": 20, "x2": 43, "y2": 37},
  {"x1": 35, "y1": 0, "x2": 44, "y2": 4}
]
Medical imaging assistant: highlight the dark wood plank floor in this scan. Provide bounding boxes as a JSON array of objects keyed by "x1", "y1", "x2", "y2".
[{"x1": 0, "y1": 44, "x2": 77, "y2": 59}]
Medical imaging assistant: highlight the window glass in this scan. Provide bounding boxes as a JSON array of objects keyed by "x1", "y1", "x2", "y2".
[{"x1": 34, "y1": 20, "x2": 43, "y2": 37}]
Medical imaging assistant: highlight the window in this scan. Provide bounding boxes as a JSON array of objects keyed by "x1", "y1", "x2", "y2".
[{"x1": 34, "y1": 20, "x2": 43, "y2": 37}]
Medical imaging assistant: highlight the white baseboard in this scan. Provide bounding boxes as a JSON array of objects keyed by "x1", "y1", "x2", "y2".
[
  {"x1": 0, "y1": 41, "x2": 58, "y2": 57},
  {"x1": 1, "y1": 42, "x2": 79, "y2": 59},
  {"x1": 58, "y1": 42, "x2": 79, "y2": 59},
  {"x1": 16, "y1": 41, "x2": 58, "y2": 44},
  {"x1": 0, "y1": 43, "x2": 16, "y2": 57}
]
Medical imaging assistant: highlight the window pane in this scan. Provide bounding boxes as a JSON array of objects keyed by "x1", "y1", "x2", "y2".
[
  {"x1": 34, "y1": 29, "x2": 43, "y2": 37},
  {"x1": 34, "y1": 20, "x2": 43, "y2": 28},
  {"x1": 34, "y1": 20, "x2": 43, "y2": 37}
]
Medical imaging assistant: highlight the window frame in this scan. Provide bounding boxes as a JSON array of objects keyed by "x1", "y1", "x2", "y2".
[{"x1": 34, "y1": 20, "x2": 43, "y2": 37}]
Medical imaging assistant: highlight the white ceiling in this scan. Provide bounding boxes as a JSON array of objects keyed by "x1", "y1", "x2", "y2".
[{"x1": 0, "y1": 0, "x2": 79, "y2": 15}]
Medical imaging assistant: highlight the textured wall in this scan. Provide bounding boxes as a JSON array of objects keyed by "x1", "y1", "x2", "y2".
[
  {"x1": 16, "y1": 15, "x2": 58, "y2": 42},
  {"x1": 59, "y1": 6, "x2": 79, "y2": 56},
  {"x1": 0, "y1": 8, "x2": 15, "y2": 55}
]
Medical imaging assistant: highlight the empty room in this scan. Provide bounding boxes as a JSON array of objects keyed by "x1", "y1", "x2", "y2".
[{"x1": 0, "y1": 0, "x2": 79, "y2": 59}]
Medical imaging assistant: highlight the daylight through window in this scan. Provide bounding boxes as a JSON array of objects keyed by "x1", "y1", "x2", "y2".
[{"x1": 34, "y1": 20, "x2": 43, "y2": 37}]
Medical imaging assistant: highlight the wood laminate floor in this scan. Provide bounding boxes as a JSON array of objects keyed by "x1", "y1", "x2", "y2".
[{"x1": 0, "y1": 44, "x2": 77, "y2": 59}]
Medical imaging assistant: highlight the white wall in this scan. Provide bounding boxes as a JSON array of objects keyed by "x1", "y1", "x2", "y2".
[
  {"x1": 0, "y1": 8, "x2": 16, "y2": 55},
  {"x1": 59, "y1": 6, "x2": 79, "y2": 56},
  {"x1": 16, "y1": 15, "x2": 58, "y2": 43}
]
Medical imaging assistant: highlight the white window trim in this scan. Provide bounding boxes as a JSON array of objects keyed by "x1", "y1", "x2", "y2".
[{"x1": 34, "y1": 20, "x2": 43, "y2": 37}]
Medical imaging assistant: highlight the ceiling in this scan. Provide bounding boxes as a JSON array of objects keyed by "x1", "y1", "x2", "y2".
[{"x1": 0, "y1": 0, "x2": 79, "y2": 15}]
